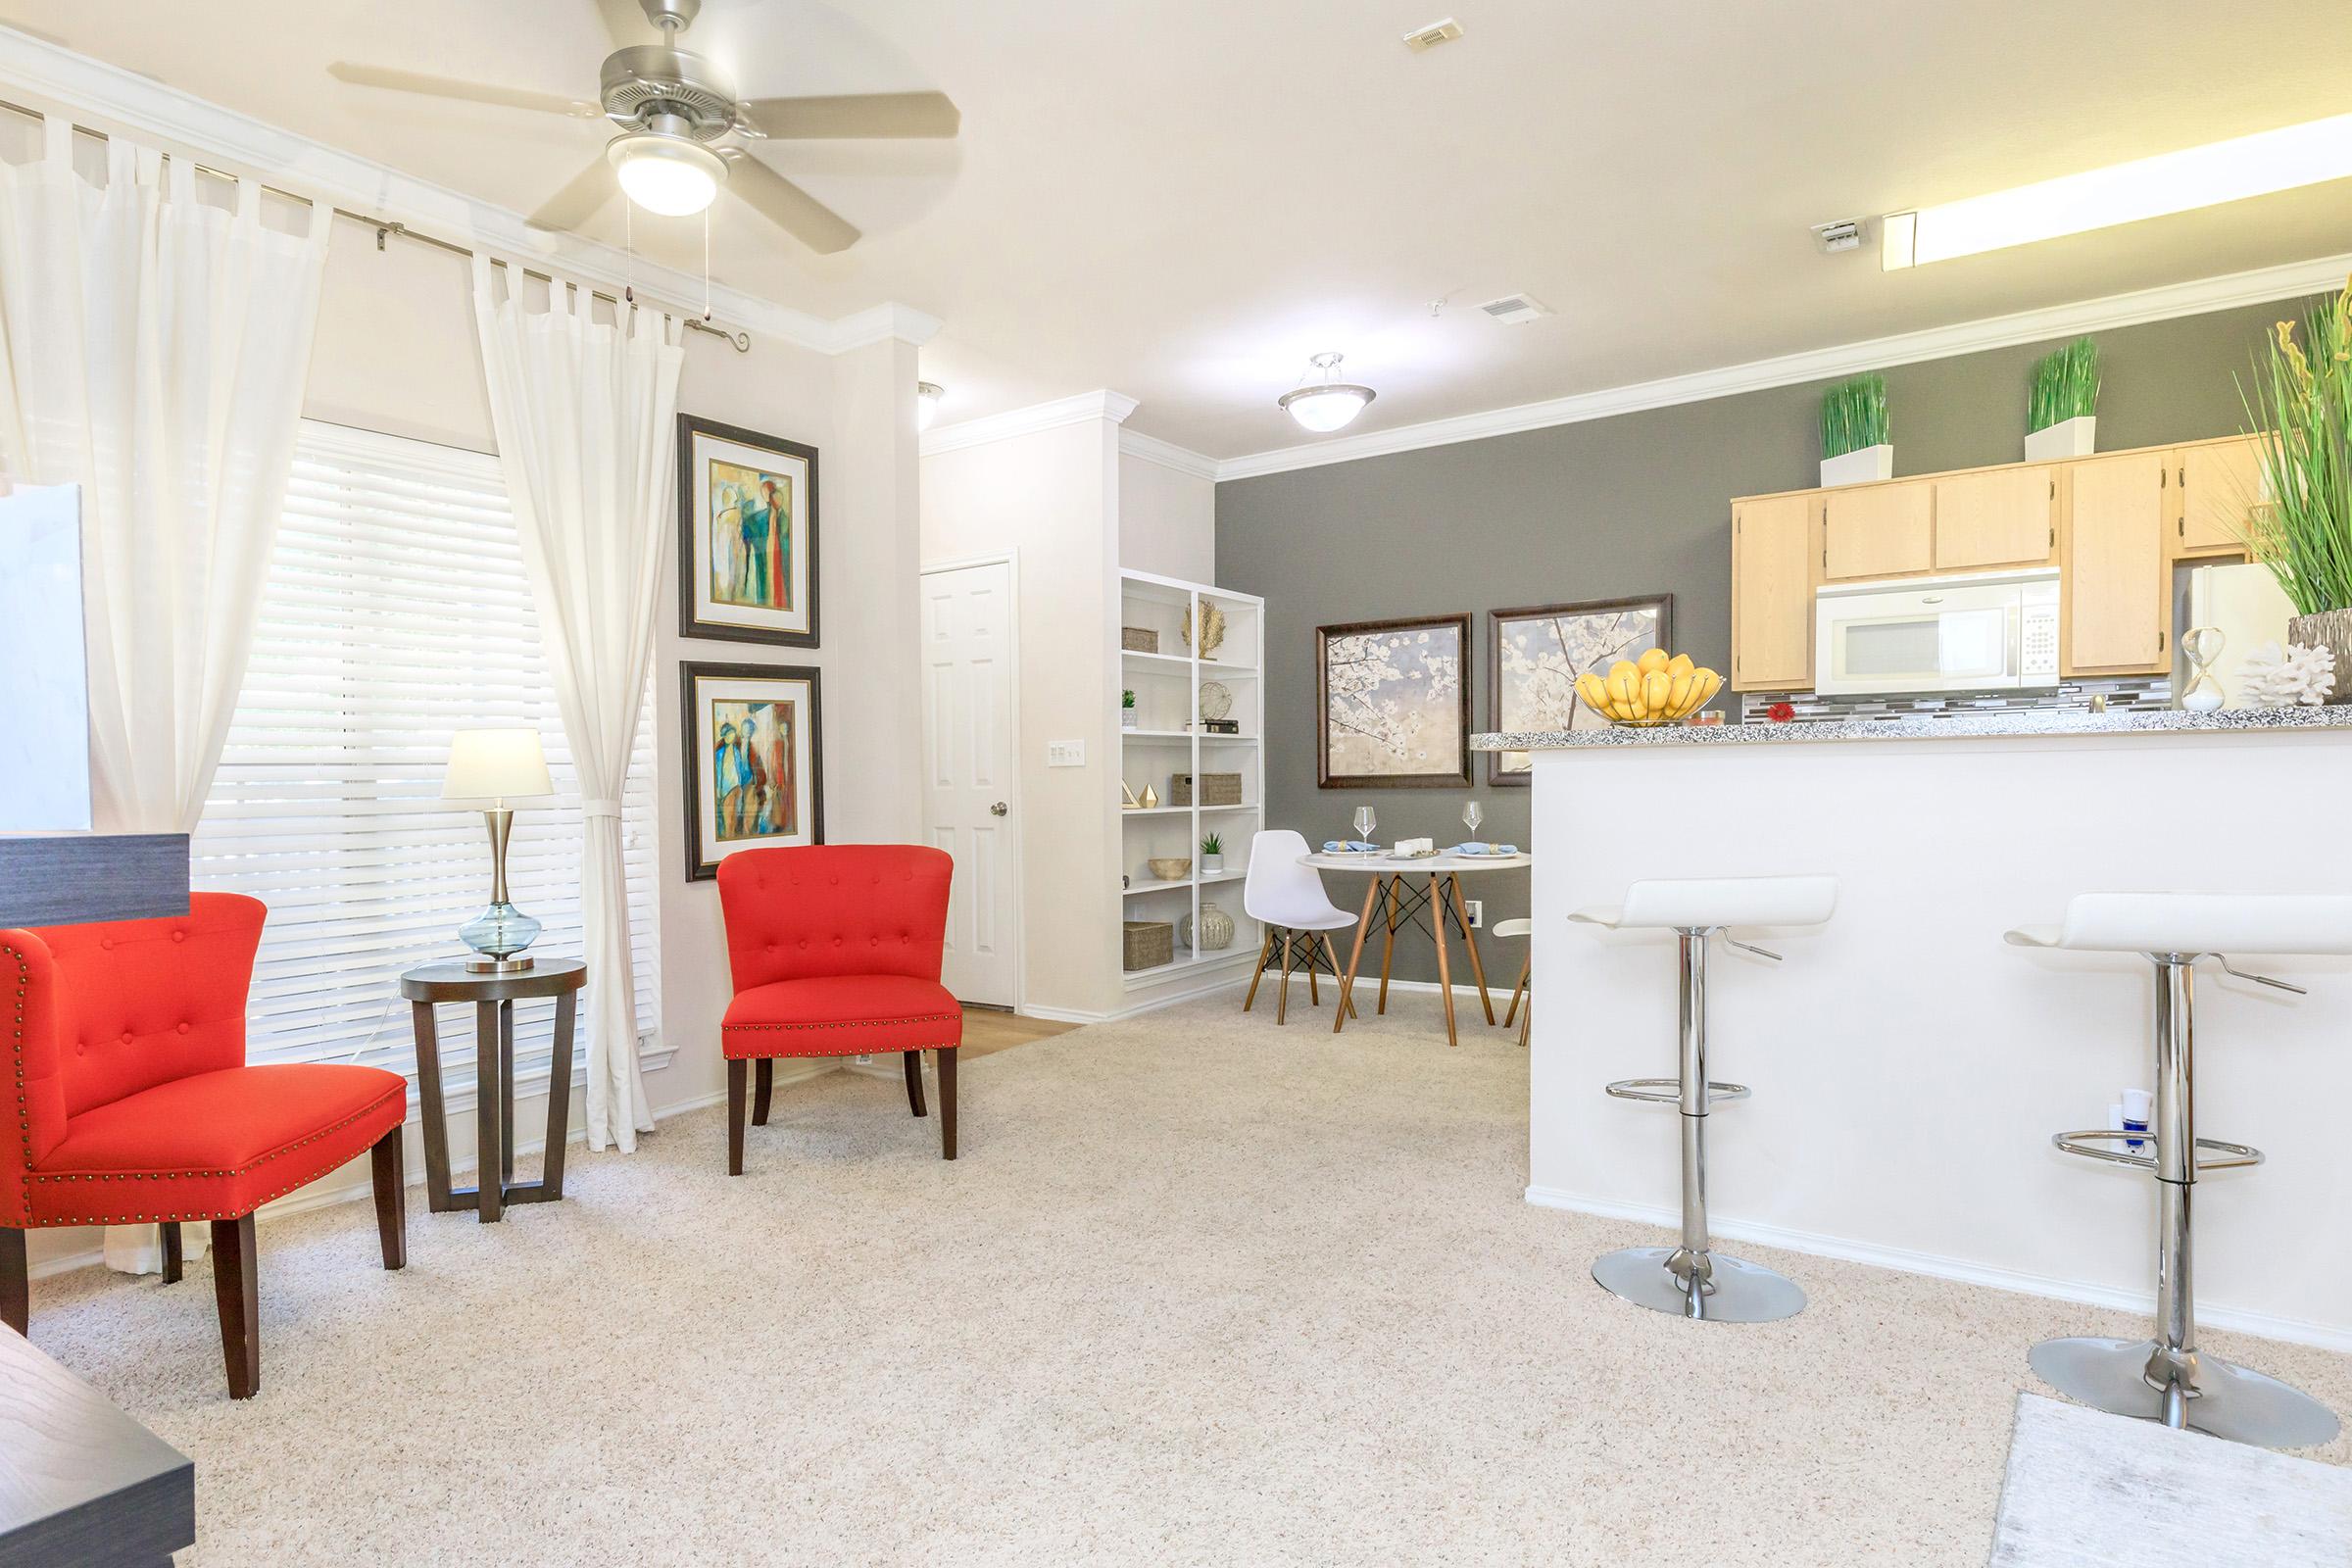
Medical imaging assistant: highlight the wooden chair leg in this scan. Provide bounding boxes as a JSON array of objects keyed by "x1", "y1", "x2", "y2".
[
  {"x1": 159, "y1": 1221, "x2": 183, "y2": 1285},
  {"x1": 1307, "y1": 949, "x2": 1320, "y2": 1005},
  {"x1": 1321, "y1": 934, "x2": 1359, "y2": 1020},
  {"x1": 937, "y1": 1047, "x2": 958, "y2": 1161},
  {"x1": 904, "y1": 1050, "x2": 928, "y2": 1117},
  {"x1": 1242, "y1": 931, "x2": 1274, "y2": 1011},
  {"x1": 752, "y1": 1057, "x2": 774, "y2": 1126},
  {"x1": 211, "y1": 1214, "x2": 260, "y2": 1400},
  {"x1": 726, "y1": 1058, "x2": 748, "y2": 1176},
  {"x1": 1, "y1": 1227, "x2": 24, "y2": 1337},
  {"x1": 1504, "y1": 956, "x2": 1530, "y2": 1029},
  {"x1": 369, "y1": 1129, "x2": 406, "y2": 1271},
  {"x1": 1519, "y1": 994, "x2": 1531, "y2": 1049},
  {"x1": 1276, "y1": 932, "x2": 1294, "y2": 1023}
]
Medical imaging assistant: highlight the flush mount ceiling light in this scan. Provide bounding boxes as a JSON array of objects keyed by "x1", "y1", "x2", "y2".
[
  {"x1": 916, "y1": 381, "x2": 946, "y2": 431},
  {"x1": 607, "y1": 125, "x2": 727, "y2": 217},
  {"x1": 1278, "y1": 353, "x2": 1377, "y2": 434},
  {"x1": 1883, "y1": 112, "x2": 2352, "y2": 270}
]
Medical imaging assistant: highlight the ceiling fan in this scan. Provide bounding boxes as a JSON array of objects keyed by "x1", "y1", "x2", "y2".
[{"x1": 326, "y1": 0, "x2": 958, "y2": 254}]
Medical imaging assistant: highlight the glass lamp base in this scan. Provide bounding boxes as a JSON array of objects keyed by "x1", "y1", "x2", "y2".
[{"x1": 459, "y1": 900, "x2": 541, "y2": 974}]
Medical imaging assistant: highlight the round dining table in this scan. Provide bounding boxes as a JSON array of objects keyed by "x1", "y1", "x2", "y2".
[{"x1": 1297, "y1": 849, "x2": 1535, "y2": 1048}]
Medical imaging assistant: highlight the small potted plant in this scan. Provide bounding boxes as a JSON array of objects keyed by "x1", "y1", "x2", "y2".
[
  {"x1": 1121, "y1": 689, "x2": 1138, "y2": 728},
  {"x1": 2025, "y1": 336, "x2": 2099, "y2": 460},
  {"x1": 2242, "y1": 278, "x2": 2352, "y2": 701},
  {"x1": 1200, "y1": 831, "x2": 1223, "y2": 874},
  {"x1": 1819, "y1": 372, "x2": 1891, "y2": 486}
]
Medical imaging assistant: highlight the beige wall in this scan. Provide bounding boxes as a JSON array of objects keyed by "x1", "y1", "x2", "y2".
[
  {"x1": 1116, "y1": 449, "x2": 1215, "y2": 581},
  {"x1": 920, "y1": 418, "x2": 1123, "y2": 1018}
]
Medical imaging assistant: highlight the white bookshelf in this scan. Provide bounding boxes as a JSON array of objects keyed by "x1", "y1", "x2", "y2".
[{"x1": 1117, "y1": 568, "x2": 1265, "y2": 990}]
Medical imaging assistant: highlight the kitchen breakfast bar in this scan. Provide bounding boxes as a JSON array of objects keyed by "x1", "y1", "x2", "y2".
[{"x1": 1477, "y1": 707, "x2": 2352, "y2": 1381}]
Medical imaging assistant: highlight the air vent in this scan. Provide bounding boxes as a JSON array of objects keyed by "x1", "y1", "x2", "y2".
[
  {"x1": 1811, "y1": 218, "x2": 1866, "y2": 254},
  {"x1": 1478, "y1": 293, "x2": 1553, "y2": 325},
  {"x1": 1401, "y1": 18, "x2": 1463, "y2": 52}
]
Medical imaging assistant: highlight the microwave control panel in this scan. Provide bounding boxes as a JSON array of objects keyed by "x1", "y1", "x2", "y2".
[{"x1": 2021, "y1": 610, "x2": 2060, "y2": 676}]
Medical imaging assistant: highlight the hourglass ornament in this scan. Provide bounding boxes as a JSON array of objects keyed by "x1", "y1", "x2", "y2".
[{"x1": 2179, "y1": 626, "x2": 2227, "y2": 712}]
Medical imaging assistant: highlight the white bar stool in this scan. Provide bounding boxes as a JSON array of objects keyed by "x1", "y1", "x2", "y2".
[
  {"x1": 2007, "y1": 892, "x2": 2352, "y2": 1447},
  {"x1": 1570, "y1": 874, "x2": 1837, "y2": 1322}
]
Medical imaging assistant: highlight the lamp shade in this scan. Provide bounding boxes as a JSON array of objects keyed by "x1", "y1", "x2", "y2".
[{"x1": 441, "y1": 728, "x2": 554, "y2": 803}]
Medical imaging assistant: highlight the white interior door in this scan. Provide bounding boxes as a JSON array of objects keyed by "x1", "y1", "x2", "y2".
[{"x1": 920, "y1": 561, "x2": 1019, "y2": 1005}]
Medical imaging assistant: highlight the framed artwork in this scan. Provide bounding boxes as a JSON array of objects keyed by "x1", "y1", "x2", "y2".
[
  {"x1": 1315, "y1": 613, "x2": 1472, "y2": 789},
  {"x1": 679, "y1": 662, "x2": 824, "y2": 880},
  {"x1": 1487, "y1": 594, "x2": 1673, "y2": 785},
  {"x1": 677, "y1": 414, "x2": 819, "y2": 647}
]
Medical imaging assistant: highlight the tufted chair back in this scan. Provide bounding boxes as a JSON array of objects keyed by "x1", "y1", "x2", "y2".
[
  {"x1": 716, "y1": 845, "x2": 953, "y2": 993},
  {"x1": 1, "y1": 892, "x2": 263, "y2": 1208}
]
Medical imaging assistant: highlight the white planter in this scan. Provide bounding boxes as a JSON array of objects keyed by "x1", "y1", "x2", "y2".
[
  {"x1": 1200, "y1": 853, "x2": 1223, "y2": 875},
  {"x1": 2024, "y1": 416, "x2": 2096, "y2": 462},
  {"x1": 1819, "y1": 443, "x2": 1893, "y2": 487},
  {"x1": 1121, "y1": 709, "x2": 1138, "y2": 728}
]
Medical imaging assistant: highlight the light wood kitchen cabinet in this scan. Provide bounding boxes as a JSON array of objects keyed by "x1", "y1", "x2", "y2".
[
  {"x1": 2065, "y1": 451, "x2": 2169, "y2": 674},
  {"x1": 1822, "y1": 481, "x2": 1933, "y2": 580},
  {"x1": 1933, "y1": 466, "x2": 2056, "y2": 571},
  {"x1": 2177, "y1": 436, "x2": 2266, "y2": 554},
  {"x1": 1731, "y1": 493, "x2": 1814, "y2": 690}
]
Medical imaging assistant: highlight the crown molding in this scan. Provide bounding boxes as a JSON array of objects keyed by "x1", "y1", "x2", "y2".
[
  {"x1": 0, "y1": 25, "x2": 939, "y2": 357},
  {"x1": 1117, "y1": 427, "x2": 1219, "y2": 481},
  {"x1": 1216, "y1": 250, "x2": 2352, "y2": 481},
  {"x1": 921, "y1": 390, "x2": 1139, "y2": 456}
]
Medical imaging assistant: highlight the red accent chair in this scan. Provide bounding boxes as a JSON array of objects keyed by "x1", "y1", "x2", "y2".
[
  {"x1": 0, "y1": 893, "x2": 408, "y2": 1398},
  {"x1": 716, "y1": 845, "x2": 962, "y2": 1171}
]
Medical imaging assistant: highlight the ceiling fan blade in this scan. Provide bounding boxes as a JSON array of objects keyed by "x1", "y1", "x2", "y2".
[
  {"x1": 526, "y1": 158, "x2": 617, "y2": 233},
  {"x1": 327, "y1": 62, "x2": 599, "y2": 118},
  {"x1": 723, "y1": 153, "x2": 862, "y2": 255},
  {"x1": 737, "y1": 92, "x2": 960, "y2": 140}
]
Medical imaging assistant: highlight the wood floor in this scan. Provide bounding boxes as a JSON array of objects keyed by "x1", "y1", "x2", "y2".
[{"x1": 956, "y1": 1007, "x2": 1080, "y2": 1060}]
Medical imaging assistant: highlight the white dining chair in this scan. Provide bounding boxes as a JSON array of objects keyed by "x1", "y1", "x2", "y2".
[
  {"x1": 1493, "y1": 917, "x2": 1533, "y2": 1048},
  {"x1": 1241, "y1": 829, "x2": 1359, "y2": 1024}
]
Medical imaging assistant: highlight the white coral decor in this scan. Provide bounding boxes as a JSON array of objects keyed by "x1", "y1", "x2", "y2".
[{"x1": 2236, "y1": 641, "x2": 2338, "y2": 708}]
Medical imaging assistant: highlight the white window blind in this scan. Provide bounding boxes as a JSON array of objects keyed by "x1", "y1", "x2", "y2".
[{"x1": 193, "y1": 420, "x2": 660, "y2": 1083}]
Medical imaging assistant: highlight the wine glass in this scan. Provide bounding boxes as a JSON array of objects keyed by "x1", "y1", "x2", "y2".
[
  {"x1": 1462, "y1": 799, "x2": 1484, "y2": 849},
  {"x1": 1352, "y1": 805, "x2": 1377, "y2": 849}
]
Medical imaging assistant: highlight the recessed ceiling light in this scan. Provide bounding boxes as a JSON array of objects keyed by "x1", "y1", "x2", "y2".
[
  {"x1": 1401, "y1": 18, "x2": 1463, "y2": 53},
  {"x1": 1883, "y1": 112, "x2": 2352, "y2": 270},
  {"x1": 1279, "y1": 352, "x2": 1376, "y2": 434}
]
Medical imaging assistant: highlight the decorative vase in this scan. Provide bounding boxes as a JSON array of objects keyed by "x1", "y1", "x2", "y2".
[
  {"x1": 1819, "y1": 443, "x2": 1893, "y2": 488},
  {"x1": 2023, "y1": 416, "x2": 2096, "y2": 462},
  {"x1": 1183, "y1": 901, "x2": 1235, "y2": 953},
  {"x1": 1200, "y1": 853, "x2": 1223, "y2": 874},
  {"x1": 2289, "y1": 609, "x2": 2352, "y2": 703},
  {"x1": 1122, "y1": 709, "x2": 1138, "y2": 729}
]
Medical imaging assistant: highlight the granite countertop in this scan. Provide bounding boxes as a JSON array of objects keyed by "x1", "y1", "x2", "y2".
[{"x1": 1472, "y1": 706, "x2": 2352, "y2": 751}]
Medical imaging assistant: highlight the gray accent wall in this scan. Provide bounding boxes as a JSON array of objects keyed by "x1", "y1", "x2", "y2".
[{"x1": 1215, "y1": 296, "x2": 2312, "y2": 985}]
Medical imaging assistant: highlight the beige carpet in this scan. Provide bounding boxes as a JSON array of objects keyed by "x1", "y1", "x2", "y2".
[{"x1": 24, "y1": 993, "x2": 2352, "y2": 1566}]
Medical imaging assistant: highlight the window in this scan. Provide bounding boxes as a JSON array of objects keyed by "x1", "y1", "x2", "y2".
[{"x1": 194, "y1": 420, "x2": 660, "y2": 1082}]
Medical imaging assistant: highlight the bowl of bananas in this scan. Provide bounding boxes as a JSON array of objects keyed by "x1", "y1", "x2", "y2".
[{"x1": 1574, "y1": 648, "x2": 1723, "y2": 726}]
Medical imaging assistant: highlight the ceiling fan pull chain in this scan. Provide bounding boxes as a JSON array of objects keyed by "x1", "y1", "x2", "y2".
[
  {"x1": 624, "y1": 200, "x2": 635, "y2": 305},
  {"x1": 703, "y1": 205, "x2": 711, "y2": 321}
]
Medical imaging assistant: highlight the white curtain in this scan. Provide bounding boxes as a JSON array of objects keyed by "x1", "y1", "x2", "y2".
[
  {"x1": 471, "y1": 254, "x2": 680, "y2": 1152},
  {"x1": 0, "y1": 117, "x2": 331, "y2": 1271}
]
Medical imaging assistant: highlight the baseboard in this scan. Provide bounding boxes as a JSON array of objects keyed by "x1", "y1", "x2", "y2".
[
  {"x1": 1377, "y1": 978, "x2": 1503, "y2": 1000},
  {"x1": 1523, "y1": 1184, "x2": 2352, "y2": 1354},
  {"x1": 1018, "y1": 1004, "x2": 1108, "y2": 1025}
]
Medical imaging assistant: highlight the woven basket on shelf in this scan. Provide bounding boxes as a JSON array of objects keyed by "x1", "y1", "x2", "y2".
[
  {"x1": 1170, "y1": 772, "x2": 1243, "y2": 807},
  {"x1": 1121, "y1": 627, "x2": 1159, "y2": 654},
  {"x1": 1122, "y1": 920, "x2": 1175, "y2": 971}
]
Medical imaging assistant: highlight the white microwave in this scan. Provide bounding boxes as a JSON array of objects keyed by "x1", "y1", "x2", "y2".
[{"x1": 1814, "y1": 568, "x2": 2060, "y2": 696}]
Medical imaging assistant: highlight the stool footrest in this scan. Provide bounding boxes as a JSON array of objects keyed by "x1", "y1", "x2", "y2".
[
  {"x1": 2050, "y1": 1130, "x2": 2264, "y2": 1173},
  {"x1": 1605, "y1": 1077, "x2": 1751, "y2": 1105}
]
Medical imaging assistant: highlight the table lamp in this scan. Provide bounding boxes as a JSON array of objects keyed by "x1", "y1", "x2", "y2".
[{"x1": 441, "y1": 727, "x2": 554, "y2": 973}]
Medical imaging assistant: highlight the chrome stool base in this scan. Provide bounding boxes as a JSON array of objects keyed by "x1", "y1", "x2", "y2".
[
  {"x1": 1592, "y1": 1246, "x2": 1806, "y2": 1323},
  {"x1": 2031, "y1": 1335, "x2": 2340, "y2": 1448}
]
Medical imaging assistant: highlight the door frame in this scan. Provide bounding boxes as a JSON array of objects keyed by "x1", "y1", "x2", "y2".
[{"x1": 918, "y1": 550, "x2": 1025, "y2": 1013}]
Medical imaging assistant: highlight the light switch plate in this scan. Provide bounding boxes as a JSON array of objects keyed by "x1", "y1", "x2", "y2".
[{"x1": 1048, "y1": 741, "x2": 1086, "y2": 767}]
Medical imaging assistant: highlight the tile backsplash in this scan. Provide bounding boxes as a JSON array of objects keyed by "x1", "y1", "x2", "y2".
[{"x1": 1740, "y1": 677, "x2": 2173, "y2": 725}]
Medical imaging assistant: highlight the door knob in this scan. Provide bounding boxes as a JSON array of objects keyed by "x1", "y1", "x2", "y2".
[{"x1": 990, "y1": 802, "x2": 1008, "y2": 816}]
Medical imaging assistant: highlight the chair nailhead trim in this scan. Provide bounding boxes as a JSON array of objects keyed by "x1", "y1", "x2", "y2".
[
  {"x1": 725, "y1": 1012, "x2": 961, "y2": 1033},
  {"x1": 6, "y1": 943, "x2": 29, "y2": 1229}
]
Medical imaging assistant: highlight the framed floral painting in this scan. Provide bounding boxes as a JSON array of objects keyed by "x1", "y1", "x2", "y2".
[
  {"x1": 1487, "y1": 594, "x2": 1672, "y2": 784},
  {"x1": 1315, "y1": 613, "x2": 1472, "y2": 788},
  {"x1": 678, "y1": 414, "x2": 819, "y2": 647},
  {"x1": 679, "y1": 662, "x2": 824, "y2": 880}
]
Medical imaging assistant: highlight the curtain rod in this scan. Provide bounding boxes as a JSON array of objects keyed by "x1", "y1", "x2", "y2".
[{"x1": 0, "y1": 98, "x2": 753, "y2": 353}]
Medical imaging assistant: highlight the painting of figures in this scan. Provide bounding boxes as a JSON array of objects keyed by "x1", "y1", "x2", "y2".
[
  {"x1": 679, "y1": 416, "x2": 819, "y2": 647},
  {"x1": 1488, "y1": 595, "x2": 1672, "y2": 784},
  {"x1": 681, "y1": 662, "x2": 824, "y2": 879},
  {"x1": 1315, "y1": 613, "x2": 1472, "y2": 788}
]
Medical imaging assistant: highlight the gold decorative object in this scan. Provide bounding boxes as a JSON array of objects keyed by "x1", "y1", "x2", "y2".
[
  {"x1": 1139, "y1": 783, "x2": 1159, "y2": 808},
  {"x1": 1182, "y1": 601, "x2": 1227, "y2": 662},
  {"x1": 1121, "y1": 780, "x2": 1140, "y2": 808}
]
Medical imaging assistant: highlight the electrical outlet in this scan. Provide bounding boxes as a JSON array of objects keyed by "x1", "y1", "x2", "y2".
[
  {"x1": 855, "y1": 1054, "x2": 872, "y2": 1065},
  {"x1": 1463, "y1": 899, "x2": 1483, "y2": 929},
  {"x1": 1048, "y1": 740, "x2": 1086, "y2": 767}
]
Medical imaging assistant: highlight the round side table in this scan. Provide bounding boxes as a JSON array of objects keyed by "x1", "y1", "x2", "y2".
[{"x1": 399, "y1": 958, "x2": 587, "y2": 1223}]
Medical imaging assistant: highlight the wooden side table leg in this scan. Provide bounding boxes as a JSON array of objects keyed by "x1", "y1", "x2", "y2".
[
  {"x1": 540, "y1": 988, "x2": 577, "y2": 1200},
  {"x1": 474, "y1": 1000, "x2": 503, "y2": 1223},
  {"x1": 1449, "y1": 875, "x2": 1496, "y2": 1024},
  {"x1": 498, "y1": 999, "x2": 517, "y2": 1191},
  {"x1": 1430, "y1": 874, "x2": 1458, "y2": 1048},
  {"x1": 1334, "y1": 876, "x2": 1379, "y2": 1034},
  {"x1": 410, "y1": 1001, "x2": 456, "y2": 1213},
  {"x1": 1378, "y1": 877, "x2": 1399, "y2": 1013}
]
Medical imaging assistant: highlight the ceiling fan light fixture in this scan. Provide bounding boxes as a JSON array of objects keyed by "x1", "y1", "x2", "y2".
[
  {"x1": 608, "y1": 131, "x2": 727, "y2": 217},
  {"x1": 916, "y1": 381, "x2": 946, "y2": 431},
  {"x1": 1278, "y1": 353, "x2": 1376, "y2": 433}
]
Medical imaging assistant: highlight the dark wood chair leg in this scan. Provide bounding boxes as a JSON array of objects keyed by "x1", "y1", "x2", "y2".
[
  {"x1": 1, "y1": 1227, "x2": 24, "y2": 1337},
  {"x1": 210, "y1": 1214, "x2": 260, "y2": 1400},
  {"x1": 159, "y1": 1222, "x2": 183, "y2": 1285},
  {"x1": 726, "y1": 1059, "x2": 748, "y2": 1175},
  {"x1": 903, "y1": 1051, "x2": 928, "y2": 1117},
  {"x1": 370, "y1": 1129, "x2": 406, "y2": 1271},
  {"x1": 937, "y1": 1047, "x2": 958, "y2": 1161},
  {"x1": 752, "y1": 1057, "x2": 774, "y2": 1126}
]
